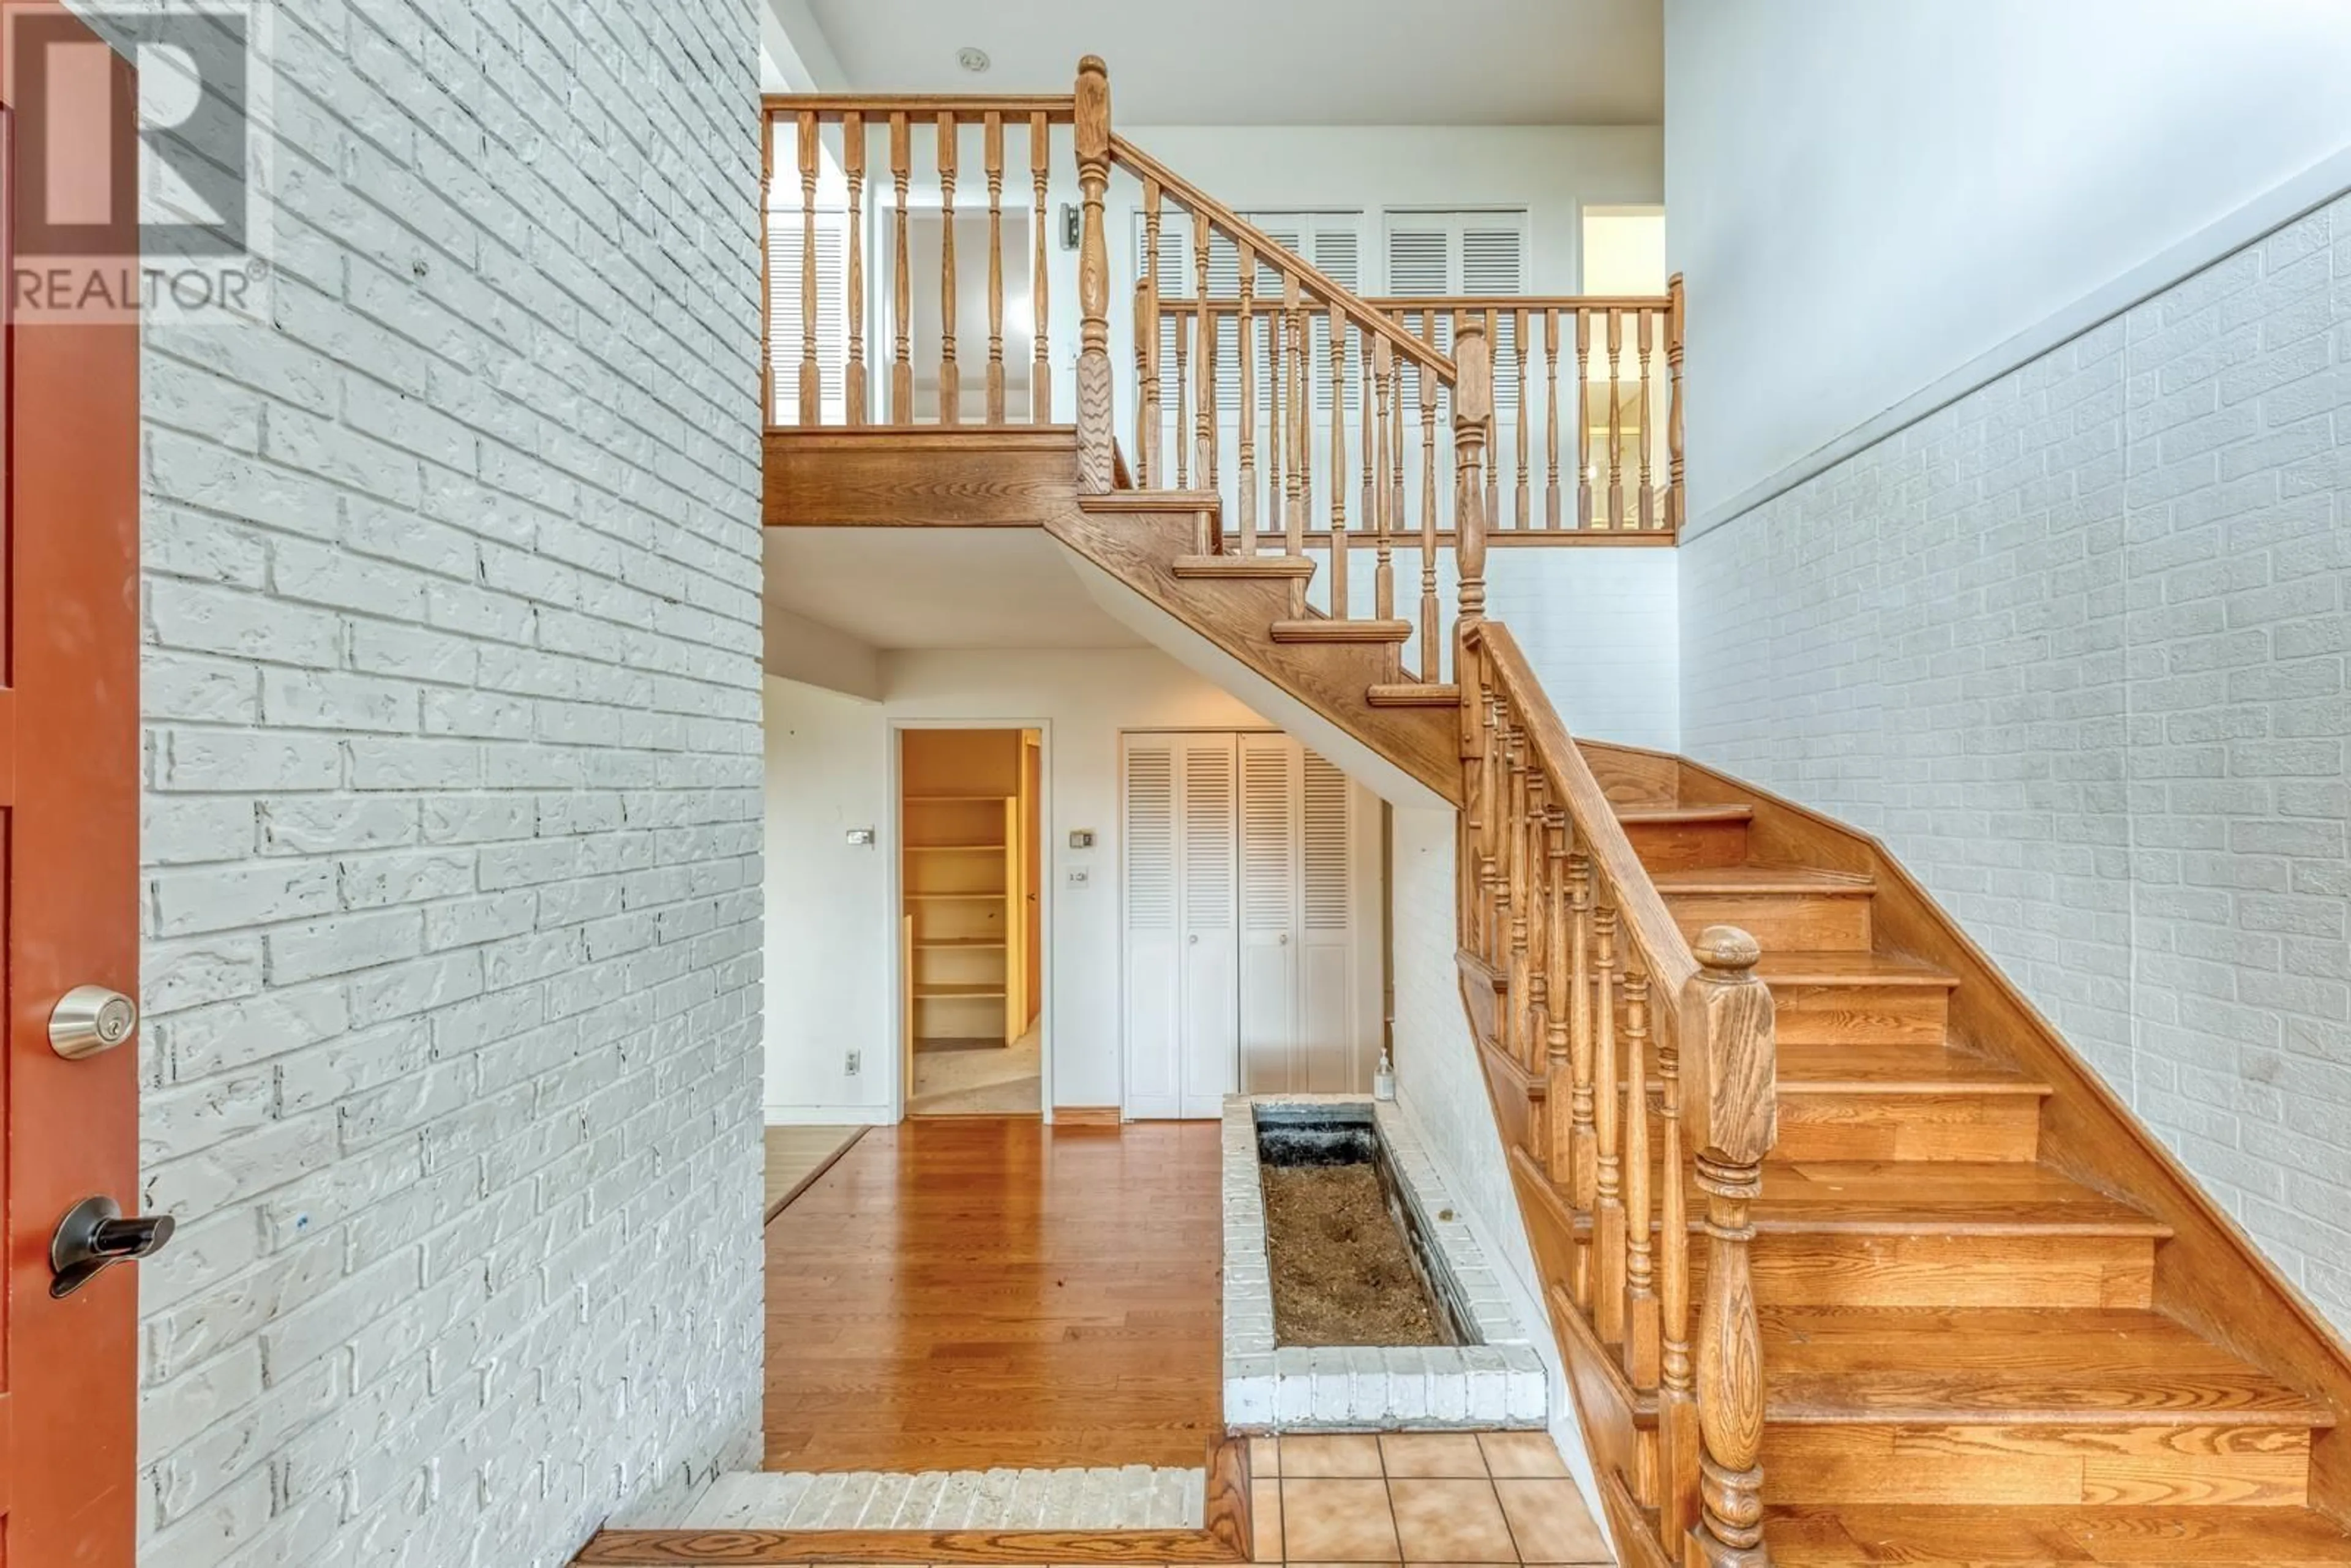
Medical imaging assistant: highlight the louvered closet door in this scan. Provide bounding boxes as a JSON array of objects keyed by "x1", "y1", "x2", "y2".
[
  {"x1": 1297, "y1": 749, "x2": 1359, "y2": 1091},
  {"x1": 1238, "y1": 736, "x2": 1300, "y2": 1093},
  {"x1": 768, "y1": 206, "x2": 850, "y2": 424},
  {"x1": 1122, "y1": 740, "x2": 1185, "y2": 1119},
  {"x1": 1177, "y1": 737, "x2": 1242, "y2": 1117}
]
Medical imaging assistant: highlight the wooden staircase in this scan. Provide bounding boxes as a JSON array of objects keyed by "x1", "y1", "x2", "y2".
[
  {"x1": 758, "y1": 56, "x2": 2351, "y2": 1568},
  {"x1": 1457, "y1": 698, "x2": 2351, "y2": 1565}
]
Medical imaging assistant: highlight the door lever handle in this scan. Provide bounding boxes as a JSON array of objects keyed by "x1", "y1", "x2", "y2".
[{"x1": 50, "y1": 1195, "x2": 175, "y2": 1299}]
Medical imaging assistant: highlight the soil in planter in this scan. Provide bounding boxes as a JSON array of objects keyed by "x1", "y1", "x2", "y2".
[{"x1": 1260, "y1": 1161, "x2": 1448, "y2": 1346}]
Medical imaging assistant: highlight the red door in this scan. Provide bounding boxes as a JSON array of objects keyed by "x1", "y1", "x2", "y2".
[{"x1": 1, "y1": 9, "x2": 144, "y2": 1564}]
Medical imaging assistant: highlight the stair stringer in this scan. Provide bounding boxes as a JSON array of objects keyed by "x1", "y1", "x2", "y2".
[{"x1": 1046, "y1": 504, "x2": 1461, "y2": 809}]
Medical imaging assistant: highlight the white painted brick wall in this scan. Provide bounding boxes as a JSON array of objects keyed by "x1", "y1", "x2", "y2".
[
  {"x1": 1683, "y1": 192, "x2": 2351, "y2": 1332},
  {"x1": 131, "y1": 1, "x2": 765, "y2": 1564}
]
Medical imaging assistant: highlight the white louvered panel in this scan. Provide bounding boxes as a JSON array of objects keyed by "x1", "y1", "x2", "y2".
[
  {"x1": 1123, "y1": 745, "x2": 1176, "y2": 931},
  {"x1": 1465, "y1": 222, "x2": 1526, "y2": 412},
  {"x1": 1182, "y1": 741, "x2": 1235, "y2": 928},
  {"x1": 1239, "y1": 741, "x2": 1296, "y2": 933},
  {"x1": 1301, "y1": 751, "x2": 1351, "y2": 932},
  {"x1": 767, "y1": 209, "x2": 850, "y2": 422}
]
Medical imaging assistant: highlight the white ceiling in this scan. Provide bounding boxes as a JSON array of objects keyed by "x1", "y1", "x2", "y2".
[
  {"x1": 793, "y1": 0, "x2": 1663, "y2": 126},
  {"x1": 764, "y1": 528, "x2": 1146, "y2": 650}
]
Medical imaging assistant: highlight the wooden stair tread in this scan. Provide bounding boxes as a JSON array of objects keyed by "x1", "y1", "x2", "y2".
[
  {"x1": 1748, "y1": 1161, "x2": 2169, "y2": 1236},
  {"x1": 1762, "y1": 1306, "x2": 2334, "y2": 1426},
  {"x1": 1268, "y1": 617, "x2": 1414, "y2": 643},
  {"x1": 1753, "y1": 949, "x2": 1961, "y2": 989},
  {"x1": 1774, "y1": 1040, "x2": 2050, "y2": 1096},
  {"x1": 1366, "y1": 682, "x2": 1461, "y2": 708},
  {"x1": 1651, "y1": 864, "x2": 1876, "y2": 895},
  {"x1": 1171, "y1": 553, "x2": 1316, "y2": 578},
  {"x1": 1617, "y1": 804, "x2": 1754, "y2": 824},
  {"x1": 1767, "y1": 1504, "x2": 2351, "y2": 1565}
]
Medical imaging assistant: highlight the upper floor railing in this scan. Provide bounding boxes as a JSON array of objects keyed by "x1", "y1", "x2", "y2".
[{"x1": 757, "y1": 70, "x2": 1683, "y2": 543}]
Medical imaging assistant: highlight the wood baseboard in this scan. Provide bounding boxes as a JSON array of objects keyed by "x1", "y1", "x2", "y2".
[
  {"x1": 574, "y1": 1439, "x2": 1248, "y2": 1564},
  {"x1": 1052, "y1": 1105, "x2": 1122, "y2": 1126}
]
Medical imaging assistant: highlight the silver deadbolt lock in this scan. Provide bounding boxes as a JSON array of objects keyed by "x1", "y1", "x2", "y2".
[{"x1": 51, "y1": 985, "x2": 138, "y2": 1060}]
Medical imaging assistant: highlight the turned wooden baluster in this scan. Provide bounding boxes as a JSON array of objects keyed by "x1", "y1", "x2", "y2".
[
  {"x1": 1073, "y1": 56, "x2": 1114, "y2": 492},
  {"x1": 937, "y1": 113, "x2": 959, "y2": 424},
  {"x1": 1483, "y1": 308, "x2": 1502, "y2": 537},
  {"x1": 1523, "y1": 774, "x2": 1551, "y2": 1079},
  {"x1": 1659, "y1": 966, "x2": 1700, "y2": 1547},
  {"x1": 757, "y1": 113, "x2": 773, "y2": 421},
  {"x1": 1193, "y1": 208, "x2": 1215, "y2": 489},
  {"x1": 1667, "y1": 274, "x2": 1686, "y2": 535},
  {"x1": 1030, "y1": 113, "x2": 1051, "y2": 422},
  {"x1": 1564, "y1": 850, "x2": 1597, "y2": 1306},
  {"x1": 1359, "y1": 326, "x2": 1377, "y2": 559},
  {"x1": 799, "y1": 111, "x2": 822, "y2": 423},
  {"x1": 844, "y1": 113, "x2": 868, "y2": 425},
  {"x1": 1266, "y1": 295, "x2": 1284, "y2": 546},
  {"x1": 1542, "y1": 805, "x2": 1572, "y2": 1187},
  {"x1": 890, "y1": 113, "x2": 912, "y2": 422},
  {"x1": 1543, "y1": 309, "x2": 1561, "y2": 529},
  {"x1": 1622, "y1": 972, "x2": 1661, "y2": 1390},
  {"x1": 1453, "y1": 312, "x2": 1491, "y2": 641},
  {"x1": 1591, "y1": 904, "x2": 1625, "y2": 1346},
  {"x1": 1638, "y1": 306, "x2": 1655, "y2": 529},
  {"x1": 1237, "y1": 242, "x2": 1258, "y2": 555},
  {"x1": 1284, "y1": 275, "x2": 1307, "y2": 557},
  {"x1": 1459, "y1": 678, "x2": 1492, "y2": 952},
  {"x1": 1327, "y1": 305, "x2": 1349, "y2": 620},
  {"x1": 1606, "y1": 308, "x2": 1625, "y2": 528},
  {"x1": 1480, "y1": 707, "x2": 1507, "y2": 966},
  {"x1": 1140, "y1": 179, "x2": 1163, "y2": 485},
  {"x1": 1373, "y1": 336, "x2": 1393, "y2": 622},
  {"x1": 1385, "y1": 346, "x2": 1405, "y2": 600},
  {"x1": 1685, "y1": 926, "x2": 1777, "y2": 1568},
  {"x1": 984, "y1": 112, "x2": 1005, "y2": 424},
  {"x1": 1417, "y1": 354, "x2": 1440, "y2": 680},
  {"x1": 1504, "y1": 727, "x2": 1531, "y2": 1065},
  {"x1": 1573, "y1": 310, "x2": 1591, "y2": 529},
  {"x1": 1172, "y1": 303, "x2": 1191, "y2": 488},
  {"x1": 1513, "y1": 307, "x2": 1531, "y2": 530}
]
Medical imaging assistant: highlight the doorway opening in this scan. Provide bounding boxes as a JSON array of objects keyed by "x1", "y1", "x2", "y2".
[{"x1": 899, "y1": 726, "x2": 1045, "y2": 1116}]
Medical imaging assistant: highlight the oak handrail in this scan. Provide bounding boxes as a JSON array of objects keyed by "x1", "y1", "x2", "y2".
[
  {"x1": 760, "y1": 92, "x2": 1075, "y2": 119},
  {"x1": 1106, "y1": 134, "x2": 1460, "y2": 383}
]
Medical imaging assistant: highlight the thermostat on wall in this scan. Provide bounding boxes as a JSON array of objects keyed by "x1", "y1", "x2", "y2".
[
  {"x1": 1068, "y1": 829, "x2": 1095, "y2": 849},
  {"x1": 846, "y1": 827, "x2": 876, "y2": 846}
]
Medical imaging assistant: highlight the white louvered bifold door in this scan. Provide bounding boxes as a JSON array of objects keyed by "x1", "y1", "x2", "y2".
[
  {"x1": 1176, "y1": 735, "x2": 1241, "y2": 1117},
  {"x1": 1297, "y1": 748, "x2": 1360, "y2": 1091},
  {"x1": 1238, "y1": 735, "x2": 1301, "y2": 1093},
  {"x1": 1121, "y1": 739, "x2": 1185, "y2": 1119}
]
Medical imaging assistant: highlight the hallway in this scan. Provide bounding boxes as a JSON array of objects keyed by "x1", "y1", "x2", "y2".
[{"x1": 763, "y1": 1117, "x2": 1223, "y2": 1472}]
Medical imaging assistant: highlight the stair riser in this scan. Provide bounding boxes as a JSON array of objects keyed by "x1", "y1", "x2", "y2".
[
  {"x1": 1762, "y1": 1423, "x2": 2312, "y2": 1508},
  {"x1": 1767, "y1": 982, "x2": 1951, "y2": 1048},
  {"x1": 1774, "y1": 1092, "x2": 2042, "y2": 1163},
  {"x1": 1665, "y1": 891, "x2": 1873, "y2": 953},
  {"x1": 1625, "y1": 817, "x2": 1751, "y2": 871},
  {"x1": 1733, "y1": 1232, "x2": 2156, "y2": 1311}
]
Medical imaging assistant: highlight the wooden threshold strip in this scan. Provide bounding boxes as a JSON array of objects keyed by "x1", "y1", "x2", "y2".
[{"x1": 573, "y1": 1439, "x2": 1249, "y2": 1565}]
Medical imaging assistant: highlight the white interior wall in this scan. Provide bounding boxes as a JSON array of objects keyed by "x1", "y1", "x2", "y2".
[
  {"x1": 766, "y1": 648, "x2": 1326, "y2": 1117},
  {"x1": 1667, "y1": 0, "x2": 2351, "y2": 526}
]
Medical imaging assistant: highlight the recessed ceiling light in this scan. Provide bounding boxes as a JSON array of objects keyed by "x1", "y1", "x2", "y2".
[{"x1": 957, "y1": 47, "x2": 990, "y2": 73}]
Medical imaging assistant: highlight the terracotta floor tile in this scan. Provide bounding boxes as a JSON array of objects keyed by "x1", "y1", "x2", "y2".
[
  {"x1": 1378, "y1": 1432, "x2": 1489, "y2": 1478},
  {"x1": 1493, "y1": 1478, "x2": 1608, "y2": 1562},
  {"x1": 1388, "y1": 1479, "x2": 1518, "y2": 1562},
  {"x1": 1279, "y1": 1433, "x2": 1386, "y2": 1478},
  {"x1": 1250, "y1": 1435, "x2": 1281, "y2": 1479},
  {"x1": 1252, "y1": 1477, "x2": 1282, "y2": 1562},
  {"x1": 1475, "y1": 1431, "x2": 1570, "y2": 1479},
  {"x1": 1279, "y1": 1477, "x2": 1402, "y2": 1562}
]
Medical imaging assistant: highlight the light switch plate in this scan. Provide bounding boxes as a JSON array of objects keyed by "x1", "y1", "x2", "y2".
[
  {"x1": 1067, "y1": 868, "x2": 1091, "y2": 888},
  {"x1": 1068, "y1": 829, "x2": 1095, "y2": 849},
  {"x1": 846, "y1": 827, "x2": 875, "y2": 846}
]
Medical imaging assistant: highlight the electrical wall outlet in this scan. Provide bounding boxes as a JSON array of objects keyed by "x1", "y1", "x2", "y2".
[{"x1": 844, "y1": 1050, "x2": 861, "y2": 1076}]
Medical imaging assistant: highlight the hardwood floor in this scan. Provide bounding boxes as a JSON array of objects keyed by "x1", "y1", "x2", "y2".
[
  {"x1": 765, "y1": 1125, "x2": 867, "y2": 1220},
  {"x1": 763, "y1": 1117, "x2": 1224, "y2": 1472}
]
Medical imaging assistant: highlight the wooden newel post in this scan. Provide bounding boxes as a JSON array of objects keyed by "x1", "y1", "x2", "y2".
[
  {"x1": 1453, "y1": 313, "x2": 1492, "y2": 634},
  {"x1": 1681, "y1": 925, "x2": 1775, "y2": 1568},
  {"x1": 1074, "y1": 55, "x2": 1115, "y2": 493}
]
